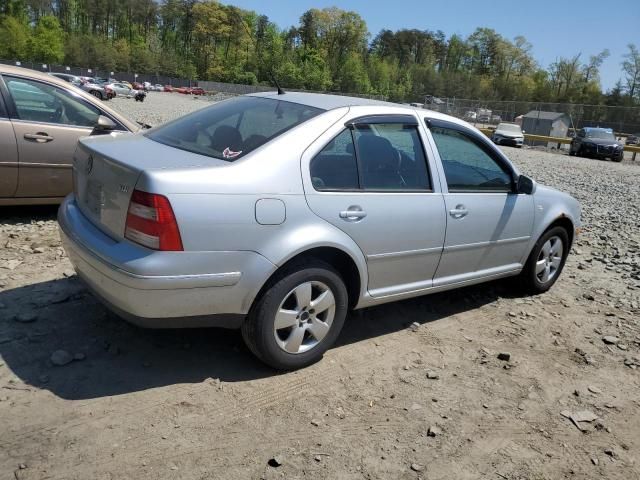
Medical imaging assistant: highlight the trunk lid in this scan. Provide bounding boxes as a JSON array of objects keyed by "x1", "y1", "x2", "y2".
[{"x1": 73, "y1": 133, "x2": 226, "y2": 240}]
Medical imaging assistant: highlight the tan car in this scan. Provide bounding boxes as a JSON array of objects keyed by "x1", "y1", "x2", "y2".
[{"x1": 0, "y1": 65, "x2": 139, "y2": 205}]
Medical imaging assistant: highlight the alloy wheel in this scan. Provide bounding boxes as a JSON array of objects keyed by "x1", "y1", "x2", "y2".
[
  {"x1": 535, "y1": 235, "x2": 563, "y2": 284},
  {"x1": 273, "y1": 281, "x2": 336, "y2": 354}
]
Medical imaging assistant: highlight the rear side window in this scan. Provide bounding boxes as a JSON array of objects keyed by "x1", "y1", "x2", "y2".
[
  {"x1": 147, "y1": 96, "x2": 323, "y2": 162},
  {"x1": 311, "y1": 129, "x2": 359, "y2": 190},
  {"x1": 354, "y1": 124, "x2": 430, "y2": 190},
  {"x1": 311, "y1": 122, "x2": 431, "y2": 191}
]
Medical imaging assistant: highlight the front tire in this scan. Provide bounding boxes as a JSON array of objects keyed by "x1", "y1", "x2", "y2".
[
  {"x1": 519, "y1": 226, "x2": 569, "y2": 294},
  {"x1": 241, "y1": 260, "x2": 348, "y2": 370}
]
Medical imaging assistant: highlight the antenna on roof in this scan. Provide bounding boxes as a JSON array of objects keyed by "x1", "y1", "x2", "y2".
[{"x1": 233, "y1": 10, "x2": 285, "y2": 95}]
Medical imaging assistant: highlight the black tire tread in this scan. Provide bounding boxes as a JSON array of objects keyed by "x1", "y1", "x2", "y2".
[
  {"x1": 241, "y1": 258, "x2": 347, "y2": 370},
  {"x1": 519, "y1": 226, "x2": 570, "y2": 295}
]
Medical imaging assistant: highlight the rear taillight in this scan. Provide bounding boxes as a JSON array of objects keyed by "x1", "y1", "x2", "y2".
[{"x1": 125, "y1": 190, "x2": 183, "y2": 251}]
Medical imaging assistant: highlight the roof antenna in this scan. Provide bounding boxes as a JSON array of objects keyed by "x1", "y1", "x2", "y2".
[{"x1": 234, "y1": 10, "x2": 285, "y2": 95}]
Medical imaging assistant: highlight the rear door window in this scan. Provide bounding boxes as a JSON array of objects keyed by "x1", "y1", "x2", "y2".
[
  {"x1": 147, "y1": 96, "x2": 324, "y2": 161},
  {"x1": 310, "y1": 129, "x2": 359, "y2": 190},
  {"x1": 310, "y1": 120, "x2": 431, "y2": 192},
  {"x1": 354, "y1": 123, "x2": 430, "y2": 191}
]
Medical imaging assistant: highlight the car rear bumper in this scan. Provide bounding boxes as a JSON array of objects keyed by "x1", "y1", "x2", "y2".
[{"x1": 58, "y1": 195, "x2": 276, "y2": 327}]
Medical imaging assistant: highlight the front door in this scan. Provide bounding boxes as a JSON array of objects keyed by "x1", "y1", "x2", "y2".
[
  {"x1": 304, "y1": 115, "x2": 446, "y2": 297},
  {"x1": 0, "y1": 91, "x2": 18, "y2": 197},
  {"x1": 3, "y1": 75, "x2": 101, "y2": 198},
  {"x1": 427, "y1": 119, "x2": 534, "y2": 285}
]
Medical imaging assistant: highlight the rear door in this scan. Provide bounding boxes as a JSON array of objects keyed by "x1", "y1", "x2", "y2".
[
  {"x1": 3, "y1": 75, "x2": 107, "y2": 198},
  {"x1": 0, "y1": 82, "x2": 18, "y2": 197},
  {"x1": 426, "y1": 119, "x2": 534, "y2": 285},
  {"x1": 303, "y1": 113, "x2": 446, "y2": 297}
]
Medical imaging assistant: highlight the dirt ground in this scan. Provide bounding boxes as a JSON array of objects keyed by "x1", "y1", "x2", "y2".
[{"x1": 1, "y1": 101, "x2": 639, "y2": 479}]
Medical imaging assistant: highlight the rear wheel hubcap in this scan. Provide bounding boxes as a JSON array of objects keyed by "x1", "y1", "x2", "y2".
[{"x1": 273, "y1": 281, "x2": 335, "y2": 354}]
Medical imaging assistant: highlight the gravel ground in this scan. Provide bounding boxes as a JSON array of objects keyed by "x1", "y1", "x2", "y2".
[
  {"x1": 108, "y1": 91, "x2": 234, "y2": 126},
  {"x1": 1, "y1": 99, "x2": 639, "y2": 480}
]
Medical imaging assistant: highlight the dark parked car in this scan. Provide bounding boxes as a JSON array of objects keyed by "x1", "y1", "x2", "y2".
[
  {"x1": 625, "y1": 133, "x2": 639, "y2": 145},
  {"x1": 569, "y1": 127, "x2": 624, "y2": 162},
  {"x1": 190, "y1": 87, "x2": 205, "y2": 95}
]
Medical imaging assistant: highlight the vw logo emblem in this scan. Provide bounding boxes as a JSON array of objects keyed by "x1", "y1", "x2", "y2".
[{"x1": 86, "y1": 155, "x2": 94, "y2": 175}]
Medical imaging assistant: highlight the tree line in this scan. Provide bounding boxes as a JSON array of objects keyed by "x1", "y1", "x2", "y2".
[{"x1": 0, "y1": 0, "x2": 639, "y2": 106}]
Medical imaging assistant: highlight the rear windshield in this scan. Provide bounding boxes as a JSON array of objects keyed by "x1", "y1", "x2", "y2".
[{"x1": 146, "y1": 96, "x2": 324, "y2": 161}]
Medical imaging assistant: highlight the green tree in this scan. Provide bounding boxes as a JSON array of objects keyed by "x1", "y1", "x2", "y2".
[
  {"x1": 29, "y1": 14, "x2": 64, "y2": 64},
  {"x1": 0, "y1": 14, "x2": 29, "y2": 58}
]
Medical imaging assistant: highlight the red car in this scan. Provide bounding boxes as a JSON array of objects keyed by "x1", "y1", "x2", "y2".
[
  {"x1": 190, "y1": 87, "x2": 205, "y2": 95},
  {"x1": 163, "y1": 85, "x2": 174, "y2": 92},
  {"x1": 175, "y1": 86, "x2": 191, "y2": 94},
  {"x1": 131, "y1": 81, "x2": 144, "y2": 90}
]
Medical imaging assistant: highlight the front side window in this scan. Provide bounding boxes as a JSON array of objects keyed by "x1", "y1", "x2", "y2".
[
  {"x1": 5, "y1": 76, "x2": 101, "y2": 127},
  {"x1": 147, "y1": 96, "x2": 323, "y2": 162},
  {"x1": 430, "y1": 125, "x2": 513, "y2": 192}
]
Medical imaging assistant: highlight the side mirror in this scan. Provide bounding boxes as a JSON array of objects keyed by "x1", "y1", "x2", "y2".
[
  {"x1": 93, "y1": 115, "x2": 117, "y2": 134},
  {"x1": 516, "y1": 174, "x2": 535, "y2": 195}
]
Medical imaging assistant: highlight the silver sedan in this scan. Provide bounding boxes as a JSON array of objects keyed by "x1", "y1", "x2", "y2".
[{"x1": 58, "y1": 92, "x2": 581, "y2": 369}]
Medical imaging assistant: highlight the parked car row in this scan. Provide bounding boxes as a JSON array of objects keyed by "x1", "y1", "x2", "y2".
[{"x1": 46, "y1": 72, "x2": 205, "y2": 99}]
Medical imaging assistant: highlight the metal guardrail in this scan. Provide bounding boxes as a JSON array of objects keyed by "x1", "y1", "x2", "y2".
[{"x1": 478, "y1": 128, "x2": 640, "y2": 160}]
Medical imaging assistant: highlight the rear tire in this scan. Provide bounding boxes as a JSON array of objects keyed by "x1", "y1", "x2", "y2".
[
  {"x1": 90, "y1": 90, "x2": 103, "y2": 100},
  {"x1": 519, "y1": 226, "x2": 569, "y2": 294},
  {"x1": 241, "y1": 260, "x2": 348, "y2": 370}
]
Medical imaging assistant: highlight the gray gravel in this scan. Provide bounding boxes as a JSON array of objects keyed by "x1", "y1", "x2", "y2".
[{"x1": 107, "y1": 91, "x2": 233, "y2": 127}]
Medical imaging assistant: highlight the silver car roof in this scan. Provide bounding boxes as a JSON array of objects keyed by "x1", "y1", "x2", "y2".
[
  {"x1": 247, "y1": 91, "x2": 470, "y2": 127},
  {"x1": 249, "y1": 91, "x2": 407, "y2": 111}
]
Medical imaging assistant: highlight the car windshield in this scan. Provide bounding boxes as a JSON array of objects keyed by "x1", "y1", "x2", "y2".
[
  {"x1": 585, "y1": 129, "x2": 614, "y2": 140},
  {"x1": 497, "y1": 123, "x2": 521, "y2": 133},
  {"x1": 146, "y1": 96, "x2": 324, "y2": 161}
]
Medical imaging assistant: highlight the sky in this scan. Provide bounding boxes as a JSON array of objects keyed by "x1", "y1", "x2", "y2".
[{"x1": 223, "y1": 0, "x2": 639, "y2": 92}]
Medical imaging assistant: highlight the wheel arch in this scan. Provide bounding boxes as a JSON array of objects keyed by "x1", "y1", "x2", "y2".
[{"x1": 251, "y1": 245, "x2": 365, "y2": 312}]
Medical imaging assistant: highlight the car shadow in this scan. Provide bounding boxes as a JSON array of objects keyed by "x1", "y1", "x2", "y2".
[
  {"x1": 0, "y1": 204, "x2": 59, "y2": 224},
  {"x1": 0, "y1": 271, "x2": 519, "y2": 400}
]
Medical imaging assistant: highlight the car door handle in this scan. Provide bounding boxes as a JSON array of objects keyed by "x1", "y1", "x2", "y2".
[
  {"x1": 24, "y1": 132, "x2": 54, "y2": 143},
  {"x1": 449, "y1": 205, "x2": 469, "y2": 219},
  {"x1": 339, "y1": 206, "x2": 367, "y2": 221}
]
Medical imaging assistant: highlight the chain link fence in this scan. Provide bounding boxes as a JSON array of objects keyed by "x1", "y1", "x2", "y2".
[
  {"x1": 0, "y1": 58, "x2": 194, "y2": 87},
  {"x1": 422, "y1": 97, "x2": 640, "y2": 137}
]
